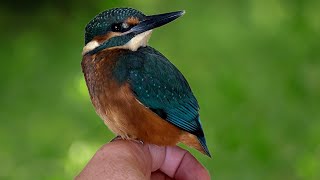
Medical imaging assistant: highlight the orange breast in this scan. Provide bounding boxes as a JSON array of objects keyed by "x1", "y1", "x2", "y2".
[
  {"x1": 101, "y1": 82, "x2": 184, "y2": 146},
  {"x1": 82, "y1": 49, "x2": 205, "y2": 154}
]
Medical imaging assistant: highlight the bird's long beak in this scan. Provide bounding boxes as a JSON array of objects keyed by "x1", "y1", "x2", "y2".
[{"x1": 129, "y1": 10, "x2": 185, "y2": 35}]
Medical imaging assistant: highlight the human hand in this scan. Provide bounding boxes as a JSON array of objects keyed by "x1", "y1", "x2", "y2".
[{"x1": 75, "y1": 140, "x2": 210, "y2": 180}]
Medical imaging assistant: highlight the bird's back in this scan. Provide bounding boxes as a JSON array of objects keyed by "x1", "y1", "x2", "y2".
[{"x1": 82, "y1": 46, "x2": 210, "y2": 156}]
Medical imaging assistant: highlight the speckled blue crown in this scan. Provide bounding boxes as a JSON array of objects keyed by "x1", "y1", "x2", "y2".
[{"x1": 85, "y1": 8, "x2": 146, "y2": 44}]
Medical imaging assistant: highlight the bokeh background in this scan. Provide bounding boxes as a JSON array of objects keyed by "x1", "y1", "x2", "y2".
[{"x1": 1, "y1": 0, "x2": 320, "y2": 179}]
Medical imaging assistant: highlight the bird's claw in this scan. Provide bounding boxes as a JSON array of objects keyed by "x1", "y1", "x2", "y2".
[
  {"x1": 133, "y1": 139, "x2": 144, "y2": 145},
  {"x1": 110, "y1": 135, "x2": 144, "y2": 145},
  {"x1": 110, "y1": 135, "x2": 122, "y2": 142}
]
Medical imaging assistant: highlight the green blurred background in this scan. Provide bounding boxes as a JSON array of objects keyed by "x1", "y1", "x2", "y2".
[{"x1": 1, "y1": 0, "x2": 320, "y2": 179}]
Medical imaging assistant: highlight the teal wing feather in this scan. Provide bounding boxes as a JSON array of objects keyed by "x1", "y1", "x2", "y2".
[{"x1": 114, "y1": 46, "x2": 210, "y2": 156}]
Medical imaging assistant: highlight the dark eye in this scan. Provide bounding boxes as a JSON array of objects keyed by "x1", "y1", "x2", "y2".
[
  {"x1": 111, "y1": 23, "x2": 122, "y2": 32},
  {"x1": 111, "y1": 23, "x2": 131, "y2": 32}
]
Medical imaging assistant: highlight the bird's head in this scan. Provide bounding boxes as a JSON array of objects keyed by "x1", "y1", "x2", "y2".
[{"x1": 82, "y1": 8, "x2": 185, "y2": 56}]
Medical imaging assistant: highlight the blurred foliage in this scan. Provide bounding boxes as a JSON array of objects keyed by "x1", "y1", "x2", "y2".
[{"x1": 1, "y1": 0, "x2": 320, "y2": 179}]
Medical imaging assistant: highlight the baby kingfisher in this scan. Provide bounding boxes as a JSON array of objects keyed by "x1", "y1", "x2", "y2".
[{"x1": 81, "y1": 7, "x2": 211, "y2": 157}]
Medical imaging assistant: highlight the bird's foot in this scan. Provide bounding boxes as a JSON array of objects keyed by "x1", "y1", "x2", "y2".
[
  {"x1": 125, "y1": 134, "x2": 144, "y2": 144},
  {"x1": 110, "y1": 135, "x2": 122, "y2": 142},
  {"x1": 130, "y1": 139, "x2": 144, "y2": 145},
  {"x1": 110, "y1": 135, "x2": 144, "y2": 145}
]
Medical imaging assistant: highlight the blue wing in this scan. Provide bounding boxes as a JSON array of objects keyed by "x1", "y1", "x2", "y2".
[{"x1": 115, "y1": 46, "x2": 204, "y2": 137}]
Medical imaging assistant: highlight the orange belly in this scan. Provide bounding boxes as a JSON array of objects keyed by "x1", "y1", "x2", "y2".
[
  {"x1": 82, "y1": 51, "x2": 205, "y2": 155},
  {"x1": 93, "y1": 82, "x2": 181, "y2": 145},
  {"x1": 92, "y1": 82, "x2": 204, "y2": 154}
]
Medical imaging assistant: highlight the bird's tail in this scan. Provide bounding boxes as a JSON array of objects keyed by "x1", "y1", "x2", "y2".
[
  {"x1": 180, "y1": 133, "x2": 212, "y2": 157},
  {"x1": 197, "y1": 136, "x2": 211, "y2": 157}
]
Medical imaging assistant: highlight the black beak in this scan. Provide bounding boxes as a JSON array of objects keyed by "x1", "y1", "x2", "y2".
[{"x1": 129, "y1": 10, "x2": 185, "y2": 35}]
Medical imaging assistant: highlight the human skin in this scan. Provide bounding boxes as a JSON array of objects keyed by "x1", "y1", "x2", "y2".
[{"x1": 75, "y1": 140, "x2": 210, "y2": 180}]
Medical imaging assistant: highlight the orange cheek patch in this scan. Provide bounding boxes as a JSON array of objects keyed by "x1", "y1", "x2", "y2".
[{"x1": 126, "y1": 17, "x2": 140, "y2": 25}]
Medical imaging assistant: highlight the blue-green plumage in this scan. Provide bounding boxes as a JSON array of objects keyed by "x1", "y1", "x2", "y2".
[
  {"x1": 85, "y1": 8, "x2": 145, "y2": 44},
  {"x1": 82, "y1": 7, "x2": 211, "y2": 157},
  {"x1": 113, "y1": 46, "x2": 210, "y2": 156}
]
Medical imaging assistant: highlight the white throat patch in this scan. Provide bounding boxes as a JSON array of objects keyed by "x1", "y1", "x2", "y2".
[
  {"x1": 82, "y1": 40, "x2": 100, "y2": 55},
  {"x1": 123, "y1": 30, "x2": 153, "y2": 51},
  {"x1": 81, "y1": 30, "x2": 152, "y2": 55}
]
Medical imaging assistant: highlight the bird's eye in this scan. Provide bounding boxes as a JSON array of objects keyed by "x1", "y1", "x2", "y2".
[
  {"x1": 111, "y1": 23, "x2": 131, "y2": 32},
  {"x1": 111, "y1": 23, "x2": 122, "y2": 32}
]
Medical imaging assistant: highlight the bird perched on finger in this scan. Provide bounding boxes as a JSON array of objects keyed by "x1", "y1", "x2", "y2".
[{"x1": 81, "y1": 7, "x2": 211, "y2": 157}]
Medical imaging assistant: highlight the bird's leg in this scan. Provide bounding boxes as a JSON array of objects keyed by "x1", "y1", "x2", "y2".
[
  {"x1": 110, "y1": 135, "x2": 122, "y2": 142},
  {"x1": 110, "y1": 135, "x2": 144, "y2": 144},
  {"x1": 124, "y1": 134, "x2": 145, "y2": 144},
  {"x1": 124, "y1": 134, "x2": 144, "y2": 144},
  {"x1": 130, "y1": 139, "x2": 144, "y2": 145}
]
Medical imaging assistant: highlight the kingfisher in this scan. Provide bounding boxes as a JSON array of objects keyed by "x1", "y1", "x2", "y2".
[{"x1": 81, "y1": 7, "x2": 211, "y2": 157}]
